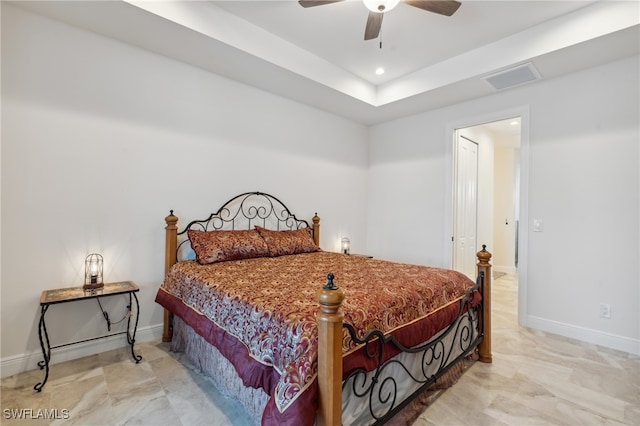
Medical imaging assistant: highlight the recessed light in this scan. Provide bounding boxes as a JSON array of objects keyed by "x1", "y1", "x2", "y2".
[
  {"x1": 510, "y1": 120, "x2": 519, "y2": 126},
  {"x1": 375, "y1": 67, "x2": 385, "y2": 75}
]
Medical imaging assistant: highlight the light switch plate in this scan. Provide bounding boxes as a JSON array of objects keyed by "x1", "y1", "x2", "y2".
[{"x1": 533, "y1": 219, "x2": 543, "y2": 232}]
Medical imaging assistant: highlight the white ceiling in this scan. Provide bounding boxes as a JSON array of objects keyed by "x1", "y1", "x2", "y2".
[
  {"x1": 214, "y1": 0, "x2": 596, "y2": 84},
  {"x1": 12, "y1": 0, "x2": 640, "y2": 125}
]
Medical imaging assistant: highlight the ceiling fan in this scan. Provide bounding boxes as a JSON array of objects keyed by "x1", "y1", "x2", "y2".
[{"x1": 298, "y1": 1, "x2": 461, "y2": 40}]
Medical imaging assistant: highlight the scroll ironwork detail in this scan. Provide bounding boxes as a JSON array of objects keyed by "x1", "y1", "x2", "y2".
[
  {"x1": 342, "y1": 273, "x2": 485, "y2": 424},
  {"x1": 175, "y1": 191, "x2": 311, "y2": 258}
]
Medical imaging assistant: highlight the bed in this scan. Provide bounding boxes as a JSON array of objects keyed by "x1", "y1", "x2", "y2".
[{"x1": 155, "y1": 192, "x2": 492, "y2": 425}]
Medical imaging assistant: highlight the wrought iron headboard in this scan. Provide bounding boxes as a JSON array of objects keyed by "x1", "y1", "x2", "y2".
[{"x1": 176, "y1": 191, "x2": 312, "y2": 261}]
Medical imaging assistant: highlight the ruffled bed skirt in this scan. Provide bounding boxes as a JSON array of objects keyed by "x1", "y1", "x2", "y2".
[
  {"x1": 171, "y1": 315, "x2": 475, "y2": 425},
  {"x1": 171, "y1": 316, "x2": 268, "y2": 425}
]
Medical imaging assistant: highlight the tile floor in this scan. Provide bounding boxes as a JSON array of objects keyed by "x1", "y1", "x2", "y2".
[
  {"x1": 415, "y1": 274, "x2": 639, "y2": 426},
  {"x1": 1, "y1": 274, "x2": 638, "y2": 425}
]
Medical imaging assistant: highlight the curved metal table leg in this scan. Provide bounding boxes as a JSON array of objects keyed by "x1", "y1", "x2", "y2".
[
  {"x1": 34, "y1": 304, "x2": 51, "y2": 392},
  {"x1": 127, "y1": 292, "x2": 142, "y2": 363}
]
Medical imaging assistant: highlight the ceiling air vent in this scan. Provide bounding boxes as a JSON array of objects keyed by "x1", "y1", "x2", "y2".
[{"x1": 482, "y1": 63, "x2": 541, "y2": 91}]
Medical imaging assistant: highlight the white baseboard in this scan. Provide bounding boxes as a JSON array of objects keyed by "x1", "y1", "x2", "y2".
[
  {"x1": 527, "y1": 315, "x2": 640, "y2": 356},
  {"x1": 0, "y1": 324, "x2": 164, "y2": 378}
]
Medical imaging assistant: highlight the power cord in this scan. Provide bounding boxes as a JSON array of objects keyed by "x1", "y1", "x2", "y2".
[{"x1": 97, "y1": 298, "x2": 131, "y2": 332}]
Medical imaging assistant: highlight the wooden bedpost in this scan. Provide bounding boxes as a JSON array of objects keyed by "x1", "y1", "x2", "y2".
[
  {"x1": 163, "y1": 210, "x2": 179, "y2": 342},
  {"x1": 312, "y1": 213, "x2": 320, "y2": 247},
  {"x1": 317, "y1": 273, "x2": 344, "y2": 426},
  {"x1": 477, "y1": 245, "x2": 492, "y2": 363}
]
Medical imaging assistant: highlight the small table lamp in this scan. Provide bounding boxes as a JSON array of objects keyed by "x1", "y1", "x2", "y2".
[
  {"x1": 341, "y1": 237, "x2": 350, "y2": 255},
  {"x1": 84, "y1": 253, "x2": 104, "y2": 290}
]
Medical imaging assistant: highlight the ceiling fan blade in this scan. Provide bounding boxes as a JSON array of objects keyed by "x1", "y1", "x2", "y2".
[
  {"x1": 364, "y1": 11, "x2": 383, "y2": 40},
  {"x1": 403, "y1": 0, "x2": 461, "y2": 16},
  {"x1": 298, "y1": 0, "x2": 345, "y2": 7}
]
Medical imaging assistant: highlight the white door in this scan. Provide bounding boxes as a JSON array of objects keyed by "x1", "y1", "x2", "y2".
[{"x1": 453, "y1": 134, "x2": 478, "y2": 279}]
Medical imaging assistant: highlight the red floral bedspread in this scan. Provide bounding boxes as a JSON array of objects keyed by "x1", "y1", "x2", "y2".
[{"x1": 156, "y1": 251, "x2": 476, "y2": 425}]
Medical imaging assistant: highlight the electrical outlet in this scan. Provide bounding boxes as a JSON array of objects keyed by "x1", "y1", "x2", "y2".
[{"x1": 600, "y1": 303, "x2": 611, "y2": 319}]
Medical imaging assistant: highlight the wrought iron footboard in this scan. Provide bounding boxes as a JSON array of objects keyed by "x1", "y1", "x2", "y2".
[{"x1": 342, "y1": 272, "x2": 485, "y2": 425}]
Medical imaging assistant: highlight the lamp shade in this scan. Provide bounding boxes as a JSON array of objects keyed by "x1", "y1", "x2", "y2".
[
  {"x1": 341, "y1": 237, "x2": 351, "y2": 255},
  {"x1": 363, "y1": 0, "x2": 400, "y2": 13},
  {"x1": 84, "y1": 253, "x2": 104, "y2": 290}
]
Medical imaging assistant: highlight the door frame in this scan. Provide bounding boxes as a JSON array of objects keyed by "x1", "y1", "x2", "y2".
[{"x1": 444, "y1": 105, "x2": 530, "y2": 327}]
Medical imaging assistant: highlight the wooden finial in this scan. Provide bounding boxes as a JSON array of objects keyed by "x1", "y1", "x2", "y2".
[
  {"x1": 318, "y1": 273, "x2": 344, "y2": 315},
  {"x1": 165, "y1": 210, "x2": 178, "y2": 227},
  {"x1": 477, "y1": 244, "x2": 492, "y2": 264}
]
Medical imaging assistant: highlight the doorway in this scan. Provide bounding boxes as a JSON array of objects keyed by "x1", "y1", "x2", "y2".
[
  {"x1": 446, "y1": 107, "x2": 529, "y2": 327},
  {"x1": 452, "y1": 118, "x2": 522, "y2": 296}
]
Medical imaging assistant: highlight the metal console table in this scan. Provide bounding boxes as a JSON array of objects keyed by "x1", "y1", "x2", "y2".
[{"x1": 34, "y1": 281, "x2": 141, "y2": 392}]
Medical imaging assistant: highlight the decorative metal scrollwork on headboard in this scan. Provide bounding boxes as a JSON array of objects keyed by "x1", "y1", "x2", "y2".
[{"x1": 176, "y1": 191, "x2": 311, "y2": 260}]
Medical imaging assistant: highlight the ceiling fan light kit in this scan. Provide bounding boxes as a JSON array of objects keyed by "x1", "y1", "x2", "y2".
[{"x1": 363, "y1": 0, "x2": 400, "y2": 13}]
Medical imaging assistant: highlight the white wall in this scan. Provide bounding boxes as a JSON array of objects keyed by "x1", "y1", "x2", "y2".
[
  {"x1": 368, "y1": 56, "x2": 639, "y2": 354},
  {"x1": 1, "y1": 4, "x2": 368, "y2": 374},
  {"x1": 366, "y1": 116, "x2": 450, "y2": 266}
]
